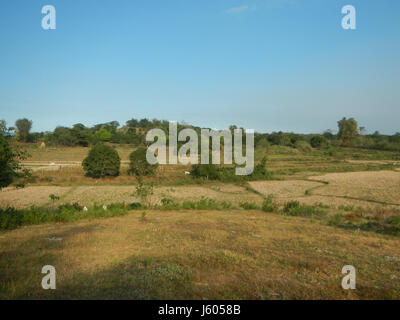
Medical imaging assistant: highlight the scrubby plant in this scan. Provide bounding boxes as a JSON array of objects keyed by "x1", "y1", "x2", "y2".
[
  {"x1": 157, "y1": 198, "x2": 180, "y2": 210},
  {"x1": 239, "y1": 202, "x2": 260, "y2": 210},
  {"x1": 310, "y1": 135, "x2": 327, "y2": 148},
  {"x1": 49, "y1": 194, "x2": 60, "y2": 202},
  {"x1": 82, "y1": 143, "x2": 121, "y2": 178},
  {"x1": 247, "y1": 156, "x2": 273, "y2": 180},
  {"x1": 134, "y1": 177, "x2": 154, "y2": 207},
  {"x1": 328, "y1": 213, "x2": 344, "y2": 226},
  {"x1": 128, "y1": 202, "x2": 146, "y2": 210},
  {"x1": 281, "y1": 201, "x2": 326, "y2": 217},
  {"x1": 128, "y1": 147, "x2": 158, "y2": 177},
  {"x1": 190, "y1": 164, "x2": 222, "y2": 180},
  {"x1": 261, "y1": 195, "x2": 278, "y2": 212}
]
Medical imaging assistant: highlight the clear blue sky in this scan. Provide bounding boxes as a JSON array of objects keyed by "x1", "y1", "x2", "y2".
[{"x1": 0, "y1": 0, "x2": 399, "y2": 134}]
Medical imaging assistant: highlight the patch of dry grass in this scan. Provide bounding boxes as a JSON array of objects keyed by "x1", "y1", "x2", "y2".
[
  {"x1": 0, "y1": 186, "x2": 72, "y2": 208},
  {"x1": 310, "y1": 171, "x2": 400, "y2": 205},
  {"x1": 249, "y1": 180, "x2": 321, "y2": 200},
  {"x1": 0, "y1": 210, "x2": 399, "y2": 299},
  {"x1": 0, "y1": 183, "x2": 262, "y2": 208}
]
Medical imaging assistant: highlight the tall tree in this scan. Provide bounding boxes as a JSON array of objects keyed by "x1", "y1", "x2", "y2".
[
  {"x1": 15, "y1": 118, "x2": 32, "y2": 142},
  {"x1": 0, "y1": 127, "x2": 28, "y2": 189},
  {"x1": 337, "y1": 117, "x2": 358, "y2": 146}
]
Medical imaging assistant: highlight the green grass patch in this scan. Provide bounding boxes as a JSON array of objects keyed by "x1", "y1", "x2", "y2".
[
  {"x1": 0, "y1": 202, "x2": 129, "y2": 230},
  {"x1": 281, "y1": 201, "x2": 327, "y2": 217}
]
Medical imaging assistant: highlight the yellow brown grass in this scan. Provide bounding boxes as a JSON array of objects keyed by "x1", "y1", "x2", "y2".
[{"x1": 0, "y1": 210, "x2": 399, "y2": 299}]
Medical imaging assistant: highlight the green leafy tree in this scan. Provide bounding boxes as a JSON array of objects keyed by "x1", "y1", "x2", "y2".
[
  {"x1": 82, "y1": 144, "x2": 121, "y2": 178},
  {"x1": 310, "y1": 135, "x2": 327, "y2": 148},
  {"x1": 126, "y1": 118, "x2": 139, "y2": 128},
  {"x1": 48, "y1": 127, "x2": 78, "y2": 146},
  {"x1": 15, "y1": 118, "x2": 32, "y2": 142},
  {"x1": 128, "y1": 147, "x2": 158, "y2": 177},
  {"x1": 0, "y1": 134, "x2": 28, "y2": 189},
  {"x1": 95, "y1": 127, "x2": 113, "y2": 142},
  {"x1": 337, "y1": 117, "x2": 358, "y2": 146}
]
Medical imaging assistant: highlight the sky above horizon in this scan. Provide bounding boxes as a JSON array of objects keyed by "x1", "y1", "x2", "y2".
[{"x1": 0, "y1": 0, "x2": 399, "y2": 134}]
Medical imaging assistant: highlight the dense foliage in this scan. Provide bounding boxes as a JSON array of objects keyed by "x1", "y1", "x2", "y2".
[
  {"x1": 15, "y1": 118, "x2": 32, "y2": 142},
  {"x1": 4, "y1": 116, "x2": 400, "y2": 153},
  {"x1": 128, "y1": 147, "x2": 158, "y2": 177},
  {"x1": 0, "y1": 125, "x2": 28, "y2": 189},
  {"x1": 82, "y1": 143, "x2": 121, "y2": 178}
]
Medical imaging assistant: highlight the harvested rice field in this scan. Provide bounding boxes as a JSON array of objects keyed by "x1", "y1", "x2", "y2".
[
  {"x1": 1, "y1": 145, "x2": 400, "y2": 300},
  {"x1": 2, "y1": 169, "x2": 400, "y2": 211}
]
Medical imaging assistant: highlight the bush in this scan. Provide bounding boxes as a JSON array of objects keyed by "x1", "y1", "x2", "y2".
[
  {"x1": 157, "y1": 198, "x2": 180, "y2": 210},
  {"x1": 128, "y1": 202, "x2": 146, "y2": 210},
  {"x1": 190, "y1": 160, "x2": 273, "y2": 182},
  {"x1": 128, "y1": 147, "x2": 158, "y2": 177},
  {"x1": 261, "y1": 195, "x2": 278, "y2": 212},
  {"x1": 310, "y1": 135, "x2": 327, "y2": 148},
  {"x1": 281, "y1": 201, "x2": 326, "y2": 217},
  {"x1": 247, "y1": 157, "x2": 273, "y2": 181},
  {"x1": 328, "y1": 213, "x2": 344, "y2": 226},
  {"x1": 239, "y1": 202, "x2": 260, "y2": 210},
  {"x1": 190, "y1": 164, "x2": 222, "y2": 180},
  {"x1": 82, "y1": 143, "x2": 121, "y2": 178}
]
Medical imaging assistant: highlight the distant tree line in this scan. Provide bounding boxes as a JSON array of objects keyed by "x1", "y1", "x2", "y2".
[
  {"x1": 255, "y1": 117, "x2": 400, "y2": 152},
  {"x1": 5, "y1": 117, "x2": 400, "y2": 152}
]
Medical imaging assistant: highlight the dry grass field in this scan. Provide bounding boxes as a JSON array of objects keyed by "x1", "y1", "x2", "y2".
[
  {"x1": 1, "y1": 144, "x2": 400, "y2": 299},
  {"x1": 1, "y1": 210, "x2": 399, "y2": 300}
]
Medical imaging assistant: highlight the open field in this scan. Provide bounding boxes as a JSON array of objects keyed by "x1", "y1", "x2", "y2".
[
  {"x1": 2, "y1": 169, "x2": 400, "y2": 210},
  {"x1": 1, "y1": 144, "x2": 400, "y2": 299},
  {"x1": 1, "y1": 210, "x2": 399, "y2": 299}
]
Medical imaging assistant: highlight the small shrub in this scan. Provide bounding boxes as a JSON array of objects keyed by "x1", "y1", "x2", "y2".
[
  {"x1": 190, "y1": 164, "x2": 222, "y2": 180},
  {"x1": 282, "y1": 201, "x2": 326, "y2": 217},
  {"x1": 261, "y1": 195, "x2": 278, "y2": 212},
  {"x1": 128, "y1": 147, "x2": 157, "y2": 177},
  {"x1": 239, "y1": 202, "x2": 260, "y2": 210},
  {"x1": 82, "y1": 143, "x2": 121, "y2": 178},
  {"x1": 134, "y1": 178, "x2": 154, "y2": 206},
  {"x1": 128, "y1": 202, "x2": 146, "y2": 210},
  {"x1": 328, "y1": 213, "x2": 344, "y2": 226},
  {"x1": 49, "y1": 194, "x2": 60, "y2": 202},
  {"x1": 158, "y1": 198, "x2": 180, "y2": 210},
  {"x1": 387, "y1": 216, "x2": 400, "y2": 226},
  {"x1": 310, "y1": 135, "x2": 327, "y2": 148},
  {"x1": 247, "y1": 157, "x2": 273, "y2": 181}
]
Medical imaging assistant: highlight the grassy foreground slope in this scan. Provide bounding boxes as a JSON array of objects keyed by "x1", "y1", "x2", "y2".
[{"x1": 0, "y1": 209, "x2": 399, "y2": 299}]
